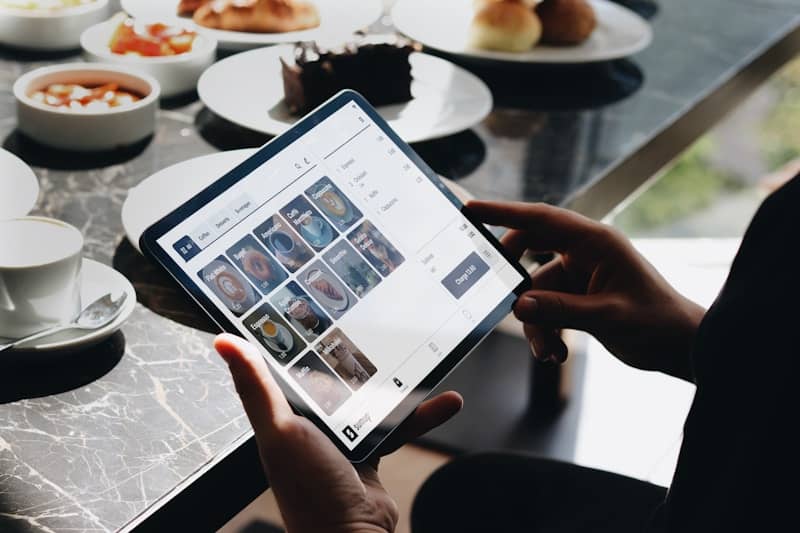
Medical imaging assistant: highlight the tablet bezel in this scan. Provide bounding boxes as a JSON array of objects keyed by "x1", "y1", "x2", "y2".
[{"x1": 141, "y1": 90, "x2": 531, "y2": 463}]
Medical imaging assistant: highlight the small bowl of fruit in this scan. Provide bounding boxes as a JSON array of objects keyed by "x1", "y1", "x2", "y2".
[
  {"x1": 81, "y1": 13, "x2": 216, "y2": 97},
  {"x1": 0, "y1": 0, "x2": 110, "y2": 51},
  {"x1": 13, "y1": 63, "x2": 160, "y2": 151}
]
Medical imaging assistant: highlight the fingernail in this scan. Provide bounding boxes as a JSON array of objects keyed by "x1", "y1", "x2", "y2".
[{"x1": 529, "y1": 341, "x2": 539, "y2": 359}]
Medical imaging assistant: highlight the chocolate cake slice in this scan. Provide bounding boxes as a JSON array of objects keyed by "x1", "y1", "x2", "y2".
[{"x1": 281, "y1": 36, "x2": 419, "y2": 116}]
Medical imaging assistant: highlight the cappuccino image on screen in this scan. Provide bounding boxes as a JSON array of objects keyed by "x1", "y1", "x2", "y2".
[
  {"x1": 289, "y1": 351, "x2": 351, "y2": 416},
  {"x1": 298, "y1": 260, "x2": 357, "y2": 320},
  {"x1": 280, "y1": 195, "x2": 338, "y2": 252},
  {"x1": 347, "y1": 220, "x2": 405, "y2": 277},
  {"x1": 243, "y1": 302, "x2": 306, "y2": 365},
  {"x1": 226, "y1": 235, "x2": 288, "y2": 295},
  {"x1": 270, "y1": 281, "x2": 333, "y2": 342},
  {"x1": 323, "y1": 240, "x2": 381, "y2": 298},
  {"x1": 315, "y1": 328, "x2": 377, "y2": 391},
  {"x1": 198, "y1": 256, "x2": 258, "y2": 317},
  {"x1": 305, "y1": 176, "x2": 362, "y2": 233},
  {"x1": 253, "y1": 214, "x2": 314, "y2": 273}
]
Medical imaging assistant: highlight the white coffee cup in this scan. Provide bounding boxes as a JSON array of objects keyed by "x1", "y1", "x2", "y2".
[{"x1": 0, "y1": 217, "x2": 83, "y2": 339}]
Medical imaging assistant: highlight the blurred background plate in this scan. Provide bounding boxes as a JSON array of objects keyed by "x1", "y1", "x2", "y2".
[
  {"x1": 197, "y1": 45, "x2": 493, "y2": 143},
  {"x1": 122, "y1": 149, "x2": 474, "y2": 253},
  {"x1": 391, "y1": 0, "x2": 652, "y2": 63},
  {"x1": 0, "y1": 148, "x2": 39, "y2": 219},
  {"x1": 120, "y1": 0, "x2": 383, "y2": 50}
]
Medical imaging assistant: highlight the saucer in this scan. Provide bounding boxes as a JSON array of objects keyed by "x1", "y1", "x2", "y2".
[
  {"x1": 0, "y1": 259, "x2": 137, "y2": 353},
  {"x1": 122, "y1": 149, "x2": 473, "y2": 254},
  {"x1": 260, "y1": 323, "x2": 294, "y2": 354},
  {"x1": 0, "y1": 148, "x2": 39, "y2": 219}
]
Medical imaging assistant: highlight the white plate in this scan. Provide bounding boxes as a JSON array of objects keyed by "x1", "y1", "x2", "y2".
[
  {"x1": 197, "y1": 46, "x2": 493, "y2": 143},
  {"x1": 121, "y1": 0, "x2": 383, "y2": 50},
  {"x1": 0, "y1": 258, "x2": 137, "y2": 352},
  {"x1": 0, "y1": 148, "x2": 39, "y2": 219},
  {"x1": 391, "y1": 0, "x2": 652, "y2": 63},
  {"x1": 122, "y1": 149, "x2": 474, "y2": 254}
]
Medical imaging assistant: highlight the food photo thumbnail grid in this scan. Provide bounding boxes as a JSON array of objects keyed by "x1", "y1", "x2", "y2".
[{"x1": 197, "y1": 176, "x2": 403, "y2": 415}]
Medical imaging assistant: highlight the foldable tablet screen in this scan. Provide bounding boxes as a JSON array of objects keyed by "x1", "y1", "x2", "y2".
[{"x1": 144, "y1": 92, "x2": 527, "y2": 459}]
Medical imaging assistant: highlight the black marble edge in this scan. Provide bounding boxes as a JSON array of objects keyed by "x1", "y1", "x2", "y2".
[{"x1": 121, "y1": 431, "x2": 265, "y2": 532}]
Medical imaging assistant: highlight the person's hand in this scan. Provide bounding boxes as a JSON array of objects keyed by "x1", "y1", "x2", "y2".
[
  {"x1": 469, "y1": 201, "x2": 705, "y2": 382},
  {"x1": 214, "y1": 334, "x2": 463, "y2": 533}
]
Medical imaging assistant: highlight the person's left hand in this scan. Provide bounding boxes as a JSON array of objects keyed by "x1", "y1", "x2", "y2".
[{"x1": 214, "y1": 334, "x2": 463, "y2": 533}]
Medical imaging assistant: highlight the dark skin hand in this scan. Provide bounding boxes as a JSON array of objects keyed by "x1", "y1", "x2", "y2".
[
  {"x1": 468, "y1": 200, "x2": 706, "y2": 383},
  {"x1": 215, "y1": 334, "x2": 463, "y2": 533}
]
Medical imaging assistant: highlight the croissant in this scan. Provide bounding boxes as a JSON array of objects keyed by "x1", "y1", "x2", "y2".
[{"x1": 193, "y1": 0, "x2": 320, "y2": 33}]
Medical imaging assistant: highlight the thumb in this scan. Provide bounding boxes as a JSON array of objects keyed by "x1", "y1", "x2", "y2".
[
  {"x1": 214, "y1": 333, "x2": 295, "y2": 440},
  {"x1": 513, "y1": 290, "x2": 614, "y2": 332}
]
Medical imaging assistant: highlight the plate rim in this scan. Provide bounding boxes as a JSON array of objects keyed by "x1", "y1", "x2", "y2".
[
  {"x1": 196, "y1": 45, "x2": 494, "y2": 142},
  {"x1": 391, "y1": 0, "x2": 653, "y2": 64},
  {"x1": 6, "y1": 258, "x2": 137, "y2": 353}
]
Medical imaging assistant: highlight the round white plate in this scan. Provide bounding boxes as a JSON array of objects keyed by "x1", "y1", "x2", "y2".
[
  {"x1": 391, "y1": 0, "x2": 652, "y2": 63},
  {"x1": 304, "y1": 268, "x2": 350, "y2": 311},
  {"x1": 197, "y1": 46, "x2": 493, "y2": 143},
  {"x1": 121, "y1": 0, "x2": 383, "y2": 50},
  {"x1": 122, "y1": 149, "x2": 475, "y2": 254},
  {"x1": 0, "y1": 258, "x2": 137, "y2": 352},
  {"x1": 0, "y1": 148, "x2": 39, "y2": 219}
]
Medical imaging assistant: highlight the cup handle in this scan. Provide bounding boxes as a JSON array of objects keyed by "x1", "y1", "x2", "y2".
[{"x1": 0, "y1": 276, "x2": 14, "y2": 312}]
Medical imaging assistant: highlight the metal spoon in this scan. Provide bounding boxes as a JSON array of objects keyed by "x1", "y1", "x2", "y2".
[{"x1": 0, "y1": 292, "x2": 128, "y2": 353}]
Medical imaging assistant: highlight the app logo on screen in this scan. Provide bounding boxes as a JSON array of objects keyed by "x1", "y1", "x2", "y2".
[
  {"x1": 226, "y1": 235, "x2": 288, "y2": 295},
  {"x1": 347, "y1": 220, "x2": 405, "y2": 277},
  {"x1": 198, "y1": 256, "x2": 259, "y2": 317},
  {"x1": 253, "y1": 214, "x2": 315, "y2": 273},
  {"x1": 315, "y1": 328, "x2": 377, "y2": 391},
  {"x1": 289, "y1": 351, "x2": 351, "y2": 416},
  {"x1": 298, "y1": 260, "x2": 357, "y2": 320},
  {"x1": 270, "y1": 281, "x2": 333, "y2": 342},
  {"x1": 322, "y1": 240, "x2": 381, "y2": 298},
  {"x1": 243, "y1": 302, "x2": 306, "y2": 365},
  {"x1": 280, "y1": 196, "x2": 338, "y2": 251},
  {"x1": 305, "y1": 176, "x2": 362, "y2": 233}
]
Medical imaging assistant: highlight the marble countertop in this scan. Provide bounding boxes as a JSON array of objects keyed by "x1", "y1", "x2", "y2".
[{"x1": 1, "y1": 0, "x2": 799, "y2": 531}]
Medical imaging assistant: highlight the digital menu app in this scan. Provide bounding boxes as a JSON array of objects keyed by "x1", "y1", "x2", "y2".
[{"x1": 158, "y1": 98, "x2": 524, "y2": 450}]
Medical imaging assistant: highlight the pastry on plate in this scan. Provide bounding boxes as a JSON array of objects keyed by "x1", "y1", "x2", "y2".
[
  {"x1": 281, "y1": 35, "x2": 419, "y2": 116},
  {"x1": 470, "y1": 0, "x2": 542, "y2": 53},
  {"x1": 177, "y1": 0, "x2": 206, "y2": 16},
  {"x1": 536, "y1": 0, "x2": 596, "y2": 45},
  {"x1": 193, "y1": 0, "x2": 320, "y2": 33}
]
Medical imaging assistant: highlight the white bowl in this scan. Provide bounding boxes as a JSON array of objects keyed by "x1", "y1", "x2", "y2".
[
  {"x1": 13, "y1": 63, "x2": 160, "y2": 151},
  {"x1": 0, "y1": 0, "x2": 110, "y2": 51},
  {"x1": 80, "y1": 17, "x2": 217, "y2": 97}
]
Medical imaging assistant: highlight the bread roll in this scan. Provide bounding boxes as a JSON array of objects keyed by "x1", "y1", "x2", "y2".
[
  {"x1": 536, "y1": 0, "x2": 596, "y2": 45},
  {"x1": 194, "y1": 0, "x2": 320, "y2": 33},
  {"x1": 470, "y1": 1, "x2": 542, "y2": 53}
]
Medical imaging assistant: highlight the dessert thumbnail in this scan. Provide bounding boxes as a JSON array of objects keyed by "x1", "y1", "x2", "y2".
[
  {"x1": 226, "y1": 234, "x2": 288, "y2": 295},
  {"x1": 298, "y1": 260, "x2": 356, "y2": 320},
  {"x1": 347, "y1": 220, "x2": 404, "y2": 277},
  {"x1": 270, "y1": 281, "x2": 333, "y2": 342},
  {"x1": 315, "y1": 328, "x2": 376, "y2": 391},
  {"x1": 289, "y1": 351, "x2": 351, "y2": 415},
  {"x1": 281, "y1": 35, "x2": 418, "y2": 116},
  {"x1": 243, "y1": 301, "x2": 306, "y2": 365}
]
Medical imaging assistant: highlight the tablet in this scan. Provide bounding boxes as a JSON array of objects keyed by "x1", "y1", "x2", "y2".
[{"x1": 141, "y1": 90, "x2": 530, "y2": 462}]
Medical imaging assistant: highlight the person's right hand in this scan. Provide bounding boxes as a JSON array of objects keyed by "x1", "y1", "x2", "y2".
[{"x1": 469, "y1": 201, "x2": 706, "y2": 382}]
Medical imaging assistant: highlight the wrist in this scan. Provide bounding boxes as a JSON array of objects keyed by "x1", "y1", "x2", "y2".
[{"x1": 665, "y1": 297, "x2": 706, "y2": 383}]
